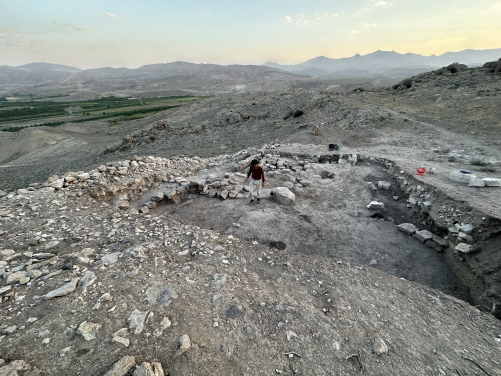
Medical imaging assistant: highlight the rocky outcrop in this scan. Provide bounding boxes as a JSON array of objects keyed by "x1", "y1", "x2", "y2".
[{"x1": 483, "y1": 58, "x2": 501, "y2": 74}]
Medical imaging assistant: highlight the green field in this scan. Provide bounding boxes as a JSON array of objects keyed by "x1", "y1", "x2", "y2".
[{"x1": 0, "y1": 96, "x2": 201, "y2": 132}]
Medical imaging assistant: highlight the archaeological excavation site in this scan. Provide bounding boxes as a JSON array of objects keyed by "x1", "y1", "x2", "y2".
[
  {"x1": 1, "y1": 138, "x2": 501, "y2": 376},
  {"x1": 1, "y1": 60, "x2": 501, "y2": 376}
]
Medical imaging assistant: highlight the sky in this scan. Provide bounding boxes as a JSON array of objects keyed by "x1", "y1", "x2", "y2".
[{"x1": 0, "y1": 0, "x2": 500, "y2": 69}]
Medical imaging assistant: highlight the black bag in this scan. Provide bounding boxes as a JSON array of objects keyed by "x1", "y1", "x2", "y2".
[{"x1": 328, "y1": 144, "x2": 339, "y2": 151}]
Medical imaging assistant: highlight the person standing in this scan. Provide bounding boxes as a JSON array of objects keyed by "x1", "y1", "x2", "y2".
[{"x1": 244, "y1": 159, "x2": 265, "y2": 204}]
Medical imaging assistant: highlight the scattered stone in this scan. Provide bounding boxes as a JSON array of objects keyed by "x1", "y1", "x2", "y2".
[
  {"x1": 128, "y1": 309, "x2": 149, "y2": 334},
  {"x1": 459, "y1": 223, "x2": 474, "y2": 234},
  {"x1": 2, "y1": 325, "x2": 17, "y2": 335},
  {"x1": 210, "y1": 273, "x2": 227, "y2": 291},
  {"x1": 378, "y1": 181, "x2": 391, "y2": 190},
  {"x1": 79, "y1": 271, "x2": 96, "y2": 294},
  {"x1": 103, "y1": 356, "x2": 136, "y2": 376},
  {"x1": 367, "y1": 201, "x2": 384, "y2": 210},
  {"x1": 176, "y1": 334, "x2": 191, "y2": 357},
  {"x1": 77, "y1": 173, "x2": 90, "y2": 181},
  {"x1": 0, "y1": 360, "x2": 30, "y2": 375},
  {"x1": 226, "y1": 304, "x2": 245, "y2": 319},
  {"x1": 372, "y1": 338, "x2": 388, "y2": 355},
  {"x1": 6, "y1": 271, "x2": 28, "y2": 285},
  {"x1": 393, "y1": 196, "x2": 399, "y2": 201},
  {"x1": 43, "y1": 278, "x2": 79, "y2": 300},
  {"x1": 153, "y1": 317, "x2": 172, "y2": 337},
  {"x1": 151, "y1": 192, "x2": 165, "y2": 201},
  {"x1": 433, "y1": 235, "x2": 448, "y2": 247},
  {"x1": 413, "y1": 230, "x2": 434, "y2": 242},
  {"x1": 50, "y1": 179, "x2": 65, "y2": 189},
  {"x1": 59, "y1": 346, "x2": 72, "y2": 357},
  {"x1": 145, "y1": 282, "x2": 178, "y2": 308},
  {"x1": 455, "y1": 243, "x2": 474, "y2": 254},
  {"x1": 102, "y1": 252, "x2": 121, "y2": 265},
  {"x1": 272, "y1": 187, "x2": 295, "y2": 205},
  {"x1": 134, "y1": 363, "x2": 155, "y2": 376},
  {"x1": 125, "y1": 246, "x2": 147, "y2": 258},
  {"x1": 112, "y1": 336, "x2": 130, "y2": 347},
  {"x1": 396, "y1": 223, "x2": 418, "y2": 235},
  {"x1": 76, "y1": 321, "x2": 101, "y2": 341},
  {"x1": 151, "y1": 363, "x2": 164, "y2": 376}
]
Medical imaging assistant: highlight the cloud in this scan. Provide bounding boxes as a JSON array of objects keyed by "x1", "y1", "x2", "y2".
[
  {"x1": 372, "y1": 1, "x2": 392, "y2": 7},
  {"x1": 74, "y1": 26, "x2": 93, "y2": 32},
  {"x1": 363, "y1": 23, "x2": 377, "y2": 27},
  {"x1": 103, "y1": 13, "x2": 115, "y2": 18},
  {"x1": 332, "y1": 13, "x2": 339, "y2": 17},
  {"x1": 351, "y1": 30, "x2": 360, "y2": 34},
  {"x1": 285, "y1": 15, "x2": 292, "y2": 22},
  {"x1": 352, "y1": 8, "x2": 369, "y2": 16},
  {"x1": 0, "y1": 28, "x2": 45, "y2": 48},
  {"x1": 428, "y1": 37, "x2": 467, "y2": 44},
  {"x1": 53, "y1": 21, "x2": 92, "y2": 32}
]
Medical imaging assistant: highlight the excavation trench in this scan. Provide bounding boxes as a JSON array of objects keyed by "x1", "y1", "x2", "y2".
[{"x1": 134, "y1": 157, "x2": 474, "y2": 304}]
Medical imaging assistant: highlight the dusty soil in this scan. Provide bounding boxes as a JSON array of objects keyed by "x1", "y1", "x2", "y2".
[
  {"x1": 0, "y1": 153, "x2": 500, "y2": 376},
  {"x1": 150, "y1": 160, "x2": 471, "y2": 302}
]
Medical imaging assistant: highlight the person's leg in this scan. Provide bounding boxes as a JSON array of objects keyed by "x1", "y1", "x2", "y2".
[
  {"x1": 249, "y1": 179, "x2": 255, "y2": 201},
  {"x1": 256, "y1": 179, "x2": 261, "y2": 198}
]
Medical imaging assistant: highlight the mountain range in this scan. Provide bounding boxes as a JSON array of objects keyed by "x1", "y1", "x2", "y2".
[
  {"x1": 1, "y1": 48, "x2": 500, "y2": 96},
  {"x1": 263, "y1": 48, "x2": 501, "y2": 78}
]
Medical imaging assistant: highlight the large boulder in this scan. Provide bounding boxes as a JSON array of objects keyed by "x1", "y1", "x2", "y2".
[
  {"x1": 449, "y1": 171, "x2": 476, "y2": 184},
  {"x1": 228, "y1": 113, "x2": 242, "y2": 124},
  {"x1": 271, "y1": 187, "x2": 295, "y2": 205}
]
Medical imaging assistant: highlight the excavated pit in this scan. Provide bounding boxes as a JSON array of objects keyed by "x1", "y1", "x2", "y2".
[{"x1": 135, "y1": 157, "x2": 473, "y2": 304}]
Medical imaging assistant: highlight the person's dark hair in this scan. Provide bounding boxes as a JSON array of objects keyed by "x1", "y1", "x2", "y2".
[{"x1": 250, "y1": 159, "x2": 259, "y2": 165}]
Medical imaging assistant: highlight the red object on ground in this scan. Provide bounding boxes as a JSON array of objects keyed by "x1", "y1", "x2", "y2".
[{"x1": 417, "y1": 167, "x2": 426, "y2": 176}]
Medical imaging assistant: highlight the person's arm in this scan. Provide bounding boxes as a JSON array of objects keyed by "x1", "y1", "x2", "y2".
[{"x1": 261, "y1": 167, "x2": 265, "y2": 186}]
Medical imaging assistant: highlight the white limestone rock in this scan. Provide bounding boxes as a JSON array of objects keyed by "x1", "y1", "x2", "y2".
[
  {"x1": 271, "y1": 187, "x2": 295, "y2": 205},
  {"x1": 482, "y1": 178, "x2": 501, "y2": 187},
  {"x1": 449, "y1": 171, "x2": 476, "y2": 184},
  {"x1": 367, "y1": 201, "x2": 385, "y2": 210}
]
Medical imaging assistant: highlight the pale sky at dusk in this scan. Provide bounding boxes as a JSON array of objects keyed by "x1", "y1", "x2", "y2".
[{"x1": 1, "y1": 0, "x2": 500, "y2": 69}]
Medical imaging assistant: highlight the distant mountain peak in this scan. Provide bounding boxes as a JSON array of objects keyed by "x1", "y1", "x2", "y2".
[{"x1": 16, "y1": 62, "x2": 81, "y2": 73}]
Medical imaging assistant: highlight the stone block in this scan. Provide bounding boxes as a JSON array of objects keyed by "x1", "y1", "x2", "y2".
[
  {"x1": 367, "y1": 201, "x2": 384, "y2": 210},
  {"x1": 455, "y1": 243, "x2": 474, "y2": 254},
  {"x1": 378, "y1": 181, "x2": 391, "y2": 190},
  {"x1": 432, "y1": 235, "x2": 448, "y2": 247},
  {"x1": 468, "y1": 178, "x2": 485, "y2": 187},
  {"x1": 272, "y1": 187, "x2": 295, "y2": 205},
  {"x1": 482, "y1": 178, "x2": 501, "y2": 187},
  {"x1": 449, "y1": 171, "x2": 476, "y2": 184},
  {"x1": 413, "y1": 230, "x2": 434, "y2": 242},
  {"x1": 151, "y1": 192, "x2": 165, "y2": 201},
  {"x1": 396, "y1": 223, "x2": 418, "y2": 234}
]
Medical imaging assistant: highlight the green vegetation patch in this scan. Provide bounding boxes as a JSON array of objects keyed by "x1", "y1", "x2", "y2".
[
  {"x1": 470, "y1": 159, "x2": 489, "y2": 166},
  {"x1": 0, "y1": 95, "x2": 201, "y2": 132}
]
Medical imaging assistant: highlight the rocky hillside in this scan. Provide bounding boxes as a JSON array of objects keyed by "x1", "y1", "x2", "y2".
[{"x1": 1, "y1": 144, "x2": 501, "y2": 376}]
